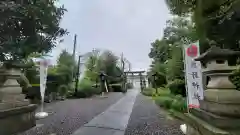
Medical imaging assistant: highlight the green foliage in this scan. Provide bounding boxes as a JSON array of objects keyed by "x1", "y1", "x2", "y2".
[
  {"x1": 230, "y1": 67, "x2": 240, "y2": 91},
  {"x1": 155, "y1": 96, "x2": 173, "y2": 109},
  {"x1": 84, "y1": 50, "x2": 124, "y2": 86},
  {"x1": 165, "y1": 0, "x2": 240, "y2": 52},
  {"x1": 0, "y1": 0, "x2": 67, "y2": 62},
  {"x1": 170, "y1": 95, "x2": 187, "y2": 112},
  {"x1": 76, "y1": 79, "x2": 101, "y2": 98},
  {"x1": 84, "y1": 50, "x2": 101, "y2": 82},
  {"x1": 142, "y1": 87, "x2": 155, "y2": 96},
  {"x1": 156, "y1": 88, "x2": 172, "y2": 97},
  {"x1": 166, "y1": 46, "x2": 184, "y2": 80},
  {"x1": 55, "y1": 50, "x2": 77, "y2": 85},
  {"x1": 25, "y1": 66, "x2": 39, "y2": 84},
  {"x1": 148, "y1": 17, "x2": 196, "y2": 84},
  {"x1": 58, "y1": 85, "x2": 68, "y2": 96},
  {"x1": 154, "y1": 88, "x2": 187, "y2": 112},
  {"x1": 100, "y1": 51, "x2": 123, "y2": 83},
  {"x1": 78, "y1": 79, "x2": 94, "y2": 90},
  {"x1": 167, "y1": 79, "x2": 186, "y2": 97},
  {"x1": 109, "y1": 84, "x2": 123, "y2": 92},
  {"x1": 149, "y1": 39, "x2": 171, "y2": 63}
]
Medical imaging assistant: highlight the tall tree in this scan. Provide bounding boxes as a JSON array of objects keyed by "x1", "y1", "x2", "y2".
[
  {"x1": 0, "y1": 0, "x2": 67, "y2": 62},
  {"x1": 149, "y1": 17, "x2": 197, "y2": 64},
  {"x1": 84, "y1": 49, "x2": 101, "y2": 82},
  {"x1": 165, "y1": 0, "x2": 240, "y2": 52},
  {"x1": 148, "y1": 16, "x2": 196, "y2": 82},
  {"x1": 55, "y1": 50, "x2": 77, "y2": 84}
]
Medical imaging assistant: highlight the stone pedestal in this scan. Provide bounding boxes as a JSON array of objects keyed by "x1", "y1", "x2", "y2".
[
  {"x1": 0, "y1": 66, "x2": 37, "y2": 135},
  {"x1": 0, "y1": 104, "x2": 37, "y2": 135},
  {"x1": 183, "y1": 46, "x2": 240, "y2": 135}
]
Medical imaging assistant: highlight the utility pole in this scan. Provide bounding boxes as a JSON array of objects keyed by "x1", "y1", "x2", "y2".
[
  {"x1": 121, "y1": 53, "x2": 126, "y2": 91},
  {"x1": 121, "y1": 53, "x2": 125, "y2": 71},
  {"x1": 74, "y1": 55, "x2": 81, "y2": 95},
  {"x1": 72, "y1": 34, "x2": 77, "y2": 60},
  {"x1": 71, "y1": 34, "x2": 77, "y2": 84}
]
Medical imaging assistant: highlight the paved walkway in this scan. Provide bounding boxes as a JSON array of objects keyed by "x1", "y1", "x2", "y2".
[
  {"x1": 72, "y1": 89, "x2": 139, "y2": 135},
  {"x1": 125, "y1": 94, "x2": 183, "y2": 135},
  {"x1": 19, "y1": 90, "x2": 183, "y2": 135},
  {"x1": 18, "y1": 92, "x2": 124, "y2": 135}
]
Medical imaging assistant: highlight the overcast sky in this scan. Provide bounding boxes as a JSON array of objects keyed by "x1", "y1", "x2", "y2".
[{"x1": 52, "y1": 0, "x2": 171, "y2": 71}]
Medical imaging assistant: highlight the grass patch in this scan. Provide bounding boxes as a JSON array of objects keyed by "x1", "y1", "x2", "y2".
[
  {"x1": 153, "y1": 88, "x2": 187, "y2": 113},
  {"x1": 142, "y1": 87, "x2": 155, "y2": 96}
]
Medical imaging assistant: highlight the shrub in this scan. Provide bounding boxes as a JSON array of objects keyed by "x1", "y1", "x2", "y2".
[
  {"x1": 156, "y1": 88, "x2": 172, "y2": 97},
  {"x1": 58, "y1": 85, "x2": 68, "y2": 96},
  {"x1": 155, "y1": 96, "x2": 173, "y2": 109},
  {"x1": 76, "y1": 79, "x2": 101, "y2": 98},
  {"x1": 25, "y1": 86, "x2": 41, "y2": 100},
  {"x1": 142, "y1": 87, "x2": 155, "y2": 96},
  {"x1": 81, "y1": 87, "x2": 101, "y2": 97},
  {"x1": 167, "y1": 79, "x2": 186, "y2": 97},
  {"x1": 230, "y1": 67, "x2": 240, "y2": 90},
  {"x1": 170, "y1": 95, "x2": 187, "y2": 112},
  {"x1": 156, "y1": 74, "x2": 167, "y2": 87},
  {"x1": 79, "y1": 79, "x2": 93, "y2": 89},
  {"x1": 154, "y1": 94, "x2": 187, "y2": 112},
  {"x1": 110, "y1": 83, "x2": 123, "y2": 92}
]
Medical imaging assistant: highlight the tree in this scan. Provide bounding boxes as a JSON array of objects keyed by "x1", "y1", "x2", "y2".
[
  {"x1": 0, "y1": 0, "x2": 67, "y2": 62},
  {"x1": 55, "y1": 50, "x2": 77, "y2": 85},
  {"x1": 149, "y1": 17, "x2": 197, "y2": 63},
  {"x1": 100, "y1": 51, "x2": 120, "y2": 77},
  {"x1": 149, "y1": 39, "x2": 170, "y2": 63},
  {"x1": 166, "y1": 46, "x2": 184, "y2": 80},
  {"x1": 165, "y1": 0, "x2": 240, "y2": 52},
  {"x1": 148, "y1": 16, "x2": 196, "y2": 83},
  {"x1": 84, "y1": 49, "x2": 101, "y2": 82}
]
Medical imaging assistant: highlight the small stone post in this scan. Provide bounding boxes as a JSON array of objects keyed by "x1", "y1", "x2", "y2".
[{"x1": 183, "y1": 46, "x2": 240, "y2": 135}]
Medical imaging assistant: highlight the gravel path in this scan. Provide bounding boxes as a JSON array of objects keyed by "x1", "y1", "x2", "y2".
[
  {"x1": 125, "y1": 94, "x2": 184, "y2": 135},
  {"x1": 18, "y1": 92, "x2": 124, "y2": 135}
]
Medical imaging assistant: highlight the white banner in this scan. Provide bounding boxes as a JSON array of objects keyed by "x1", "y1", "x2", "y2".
[
  {"x1": 39, "y1": 59, "x2": 49, "y2": 102},
  {"x1": 184, "y1": 41, "x2": 203, "y2": 108}
]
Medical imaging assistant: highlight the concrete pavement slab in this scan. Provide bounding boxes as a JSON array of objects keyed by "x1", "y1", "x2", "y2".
[
  {"x1": 72, "y1": 89, "x2": 139, "y2": 135},
  {"x1": 73, "y1": 127, "x2": 124, "y2": 135}
]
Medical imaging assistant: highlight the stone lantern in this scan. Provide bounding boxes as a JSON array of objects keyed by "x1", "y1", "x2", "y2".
[
  {"x1": 0, "y1": 61, "x2": 37, "y2": 135},
  {"x1": 184, "y1": 46, "x2": 240, "y2": 135},
  {"x1": 99, "y1": 72, "x2": 107, "y2": 96}
]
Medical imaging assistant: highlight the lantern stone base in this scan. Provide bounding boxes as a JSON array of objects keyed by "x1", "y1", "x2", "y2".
[
  {"x1": 199, "y1": 100, "x2": 240, "y2": 118},
  {"x1": 191, "y1": 108, "x2": 240, "y2": 129},
  {"x1": 183, "y1": 109, "x2": 240, "y2": 135},
  {"x1": 0, "y1": 93, "x2": 30, "y2": 110},
  {"x1": 0, "y1": 104, "x2": 37, "y2": 135}
]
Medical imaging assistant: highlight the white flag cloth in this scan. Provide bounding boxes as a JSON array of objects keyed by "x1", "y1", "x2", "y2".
[
  {"x1": 184, "y1": 41, "x2": 204, "y2": 108},
  {"x1": 39, "y1": 59, "x2": 49, "y2": 102}
]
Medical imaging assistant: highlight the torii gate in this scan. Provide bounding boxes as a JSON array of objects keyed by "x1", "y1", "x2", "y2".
[{"x1": 124, "y1": 71, "x2": 147, "y2": 91}]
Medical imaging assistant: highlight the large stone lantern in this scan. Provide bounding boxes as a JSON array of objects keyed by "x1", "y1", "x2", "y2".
[
  {"x1": 0, "y1": 61, "x2": 37, "y2": 135},
  {"x1": 184, "y1": 46, "x2": 240, "y2": 135}
]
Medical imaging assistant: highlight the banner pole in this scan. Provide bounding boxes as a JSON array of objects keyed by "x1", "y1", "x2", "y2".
[{"x1": 182, "y1": 45, "x2": 190, "y2": 113}]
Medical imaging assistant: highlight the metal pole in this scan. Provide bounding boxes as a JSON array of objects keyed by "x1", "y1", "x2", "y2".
[
  {"x1": 72, "y1": 34, "x2": 77, "y2": 59},
  {"x1": 74, "y1": 55, "x2": 81, "y2": 95},
  {"x1": 71, "y1": 34, "x2": 77, "y2": 84},
  {"x1": 121, "y1": 53, "x2": 126, "y2": 91}
]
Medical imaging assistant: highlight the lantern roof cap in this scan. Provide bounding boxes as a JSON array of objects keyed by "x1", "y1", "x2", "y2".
[{"x1": 195, "y1": 46, "x2": 240, "y2": 63}]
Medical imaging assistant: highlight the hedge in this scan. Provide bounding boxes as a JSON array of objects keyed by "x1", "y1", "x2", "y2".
[{"x1": 167, "y1": 79, "x2": 186, "y2": 97}]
